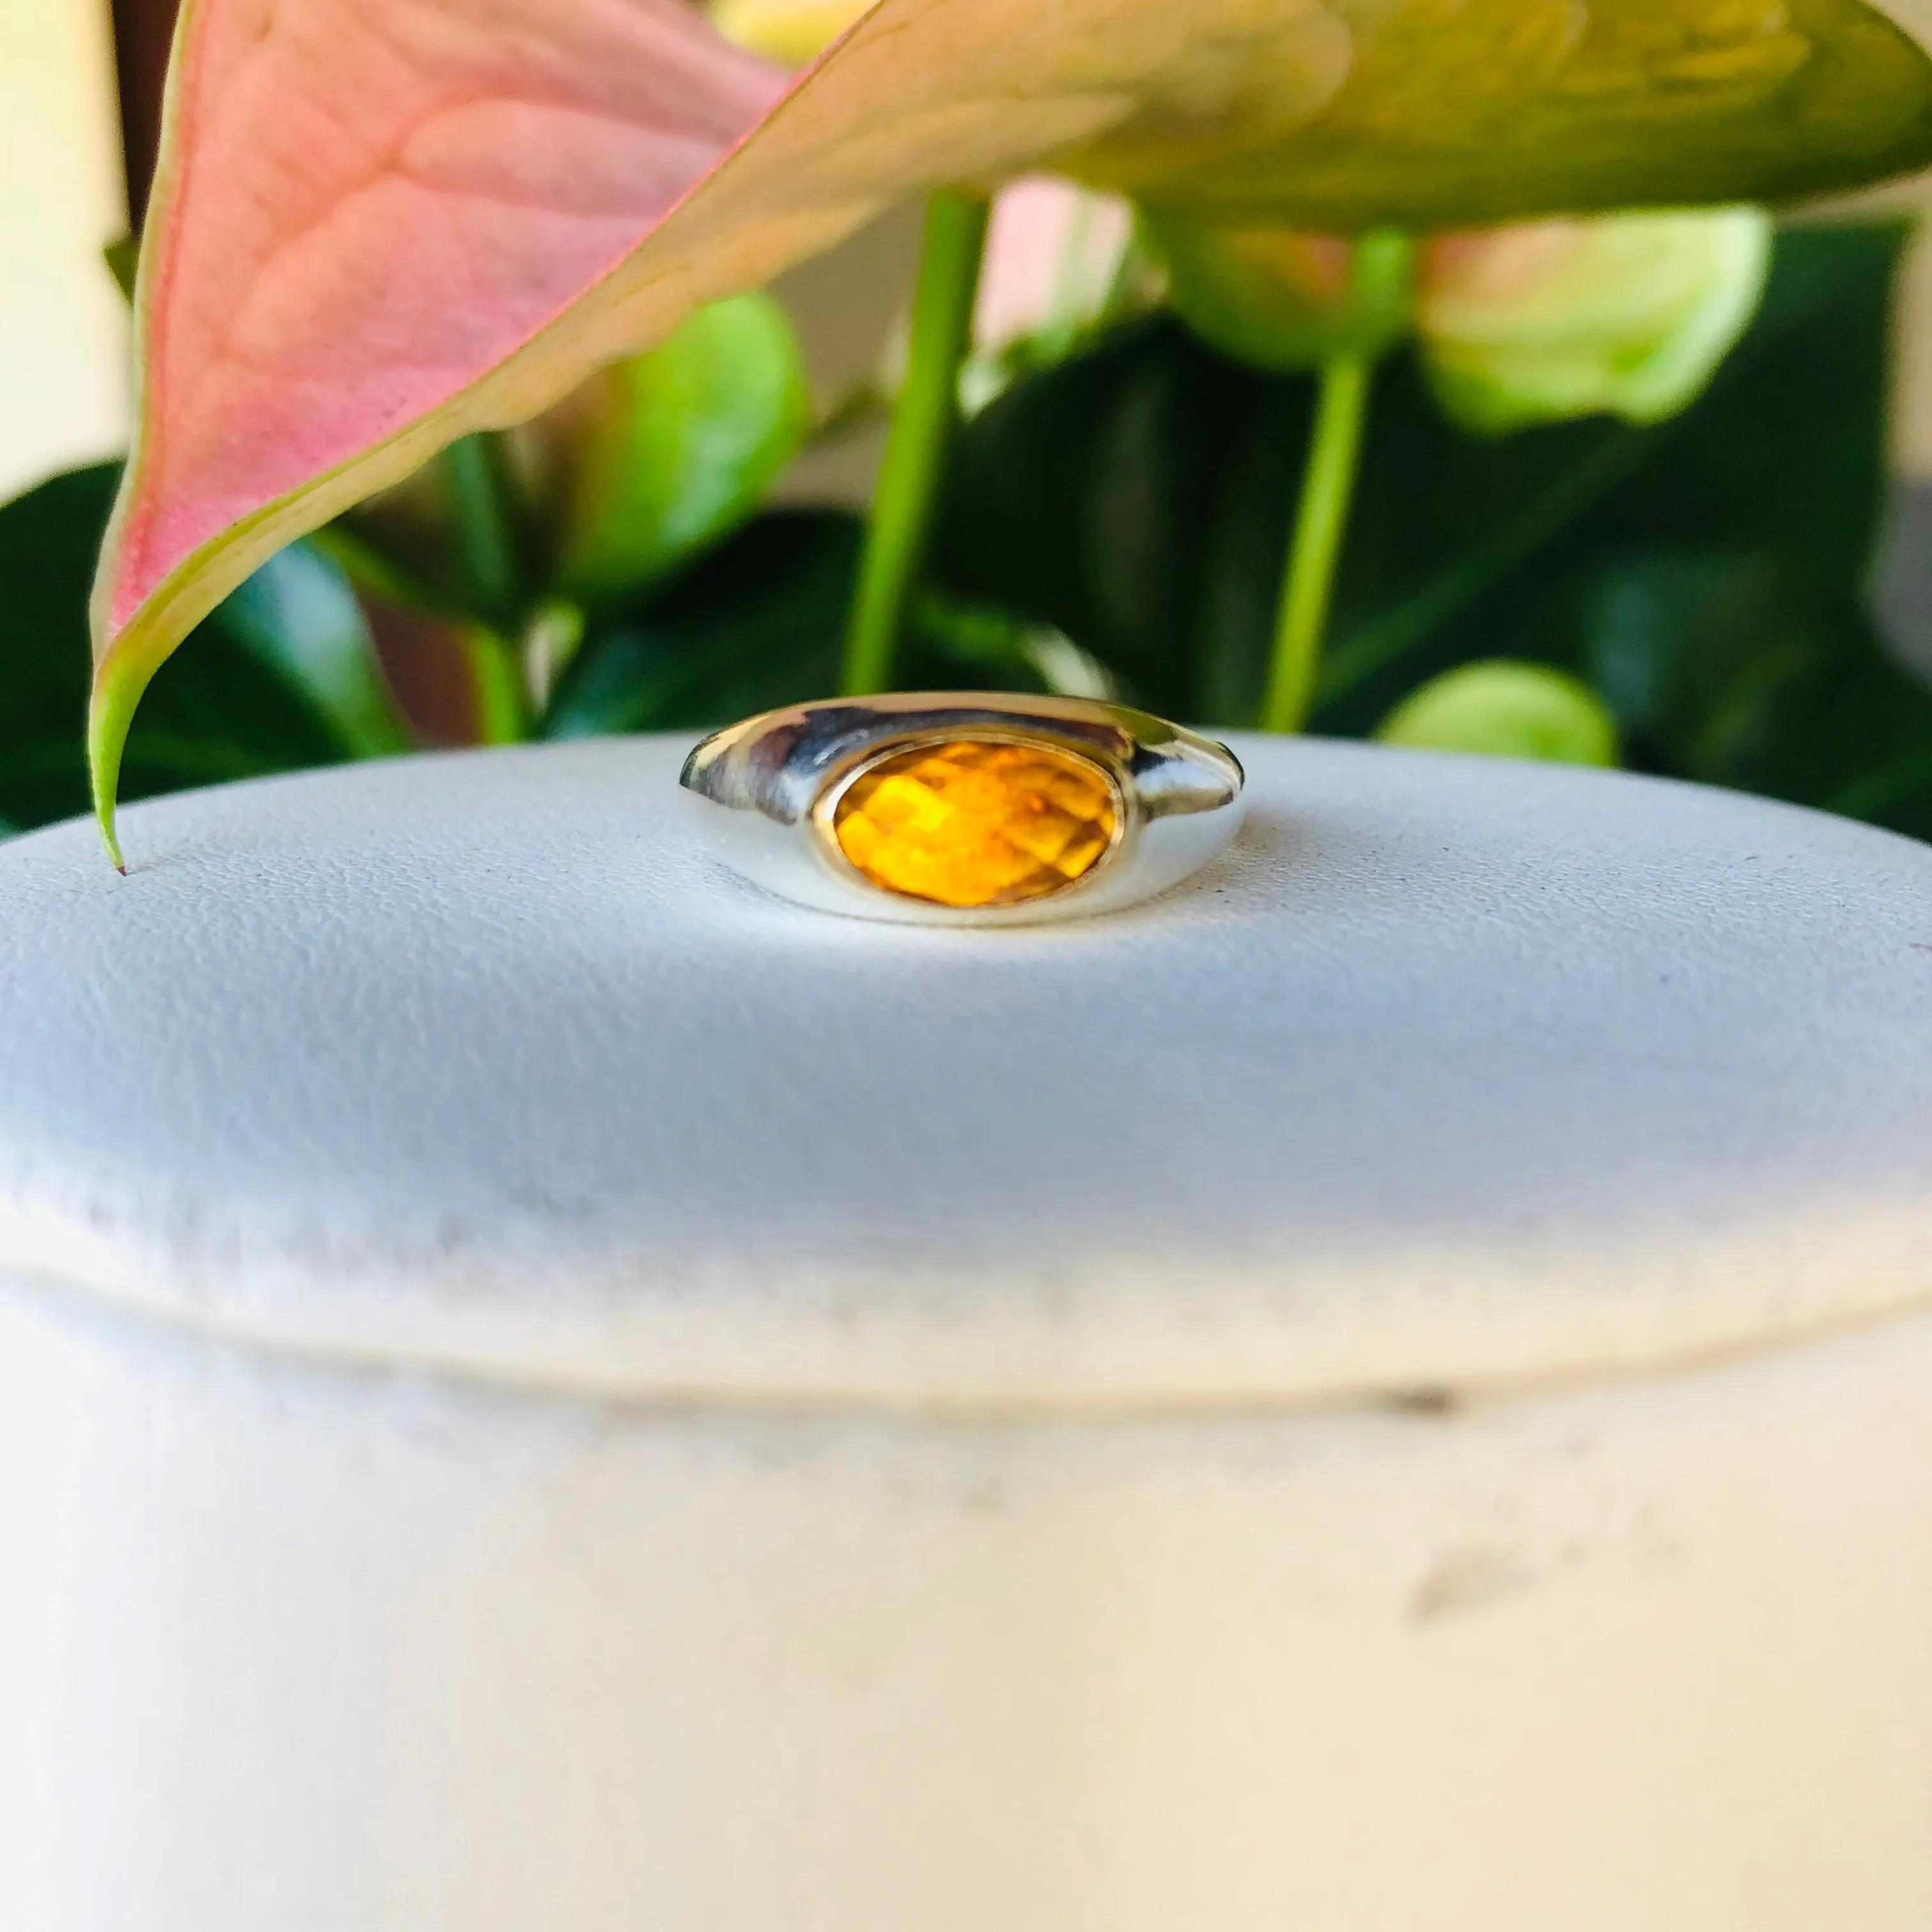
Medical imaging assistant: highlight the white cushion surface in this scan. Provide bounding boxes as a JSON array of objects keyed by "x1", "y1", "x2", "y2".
[{"x1": 0, "y1": 733, "x2": 1926, "y2": 1407}]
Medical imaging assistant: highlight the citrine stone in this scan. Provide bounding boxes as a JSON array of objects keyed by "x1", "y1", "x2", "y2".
[{"x1": 829, "y1": 738, "x2": 1120, "y2": 908}]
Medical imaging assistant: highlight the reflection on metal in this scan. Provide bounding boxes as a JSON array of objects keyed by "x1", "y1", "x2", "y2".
[{"x1": 680, "y1": 692, "x2": 1245, "y2": 925}]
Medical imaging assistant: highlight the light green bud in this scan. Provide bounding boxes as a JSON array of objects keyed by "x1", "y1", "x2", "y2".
[
  {"x1": 1137, "y1": 214, "x2": 1415, "y2": 371},
  {"x1": 1376, "y1": 661, "x2": 1620, "y2": 767},
  {"x1": 1418, "y1": 208, "x2": 1771, "y2": 433},
  {"x1": 546, "y1": 293, "x2": 811, "y2": 609}
]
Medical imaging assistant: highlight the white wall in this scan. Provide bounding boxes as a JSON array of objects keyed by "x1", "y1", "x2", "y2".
[{"x1": 0, "y1": 0, "x2": 129, "y2": 503}]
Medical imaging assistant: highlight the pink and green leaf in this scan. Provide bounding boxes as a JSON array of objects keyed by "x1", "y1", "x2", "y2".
[
  {"x1": 92, "y1": 0, "x2": 1932, "y2": 857},
  {"x1": 91, "y1": 0, "x2": 786, "y2": 861}
]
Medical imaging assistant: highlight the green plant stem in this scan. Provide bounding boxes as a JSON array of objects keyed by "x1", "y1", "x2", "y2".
[
  {"x1": 462, "y1": 625, "x2": 530, "y2": 745},
  {"x1": 1314, "y1": 430, "x2": 1654, "y2": 707},
  {"x1": 440, "y1": 432, "x2": 521, "y2": 628},
  {"x1": 1261, "y1": 349, "x2": 1374, "y2": 733},
  {"x1": 841, "y1": 188, "x2": 990, "y2": 696},
  {"x1": 439, "y1": 432, "x2": 531, "y2": 742}
]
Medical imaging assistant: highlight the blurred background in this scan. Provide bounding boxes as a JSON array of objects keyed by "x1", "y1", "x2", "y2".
[
  {"x1": 10, "y1": 0, "x2": 1932, "y2": 790},
  {"x1": 0, "y1": 0, "x2": 133, "y2": 505},
  {"x1": 0, "y1": 0, "x2": 930, "y2": 507},
  {"x1": 16, "y1": 0, "x2": 1932, "y2": 494}
]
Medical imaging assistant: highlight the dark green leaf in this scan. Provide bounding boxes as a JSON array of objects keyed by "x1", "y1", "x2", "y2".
[
  {"x1": 329, "y1": 439, "x2": 528, "y2": 625},
  {"x1": 544, "y1": 511, "x2": 858, "y2": 738},
  {"x1": 543, "y1": 510, "x2": 1046, "y2": 739},
  {"x1": 932, "y1": 316, "x2": 1267, "y2": 719},
  {"x1": 0, "y1": 463, "x2": 405, "y2": 832},
  {"x1": 206, "y1": 540, "x2": 412, "y2": 758}
]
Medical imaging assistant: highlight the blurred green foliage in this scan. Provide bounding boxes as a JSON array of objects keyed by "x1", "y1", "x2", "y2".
[
  {"x1": 935, "y1": 219, "x2": 1932, "y2": 839},
  {"x1": 4, "y1": 220, "x2": 1930, "y2": 843}
]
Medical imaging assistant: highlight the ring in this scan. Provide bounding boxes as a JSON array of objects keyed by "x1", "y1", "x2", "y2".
[{"x1": 679, "y1": 693, "x2": 1245, "y2": 925}]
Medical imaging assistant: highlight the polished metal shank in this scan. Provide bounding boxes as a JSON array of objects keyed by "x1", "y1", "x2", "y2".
[{"x1": 679, "y1": 693, "x2": 1245, "y2": 925}]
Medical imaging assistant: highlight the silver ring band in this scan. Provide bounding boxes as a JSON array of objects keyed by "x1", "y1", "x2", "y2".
[{"x1": 679, "y1": 693, "x2": 1245, "y2": 925}]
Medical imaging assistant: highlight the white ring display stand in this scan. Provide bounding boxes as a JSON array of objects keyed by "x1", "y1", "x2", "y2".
[{"x1": 1, "y1": 734, "x2": 1929, "y2": 1930}]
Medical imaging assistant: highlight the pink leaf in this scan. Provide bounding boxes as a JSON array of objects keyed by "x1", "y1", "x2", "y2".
[{"x1": 103, "y1": 0, "x2": 784, "y2": 640}]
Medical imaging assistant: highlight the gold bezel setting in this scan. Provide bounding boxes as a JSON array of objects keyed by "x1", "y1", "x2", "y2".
[{"x1": 678, "y1": 694, "x2": 1245, "y2": 926}]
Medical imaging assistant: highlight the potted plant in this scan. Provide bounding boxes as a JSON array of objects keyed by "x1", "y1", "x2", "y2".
[{"x1": 3, "y1": 0, "x2": 1932, "y2": 1925}]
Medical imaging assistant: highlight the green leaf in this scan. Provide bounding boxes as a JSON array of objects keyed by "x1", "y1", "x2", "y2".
[
  {"x1": 326, "y1": 439, "x2": 530, "y2": 629},
  {"x1": 1121, "y1": 0, "x2": 1932, "y2": 227},
  {"x1": 0, "y1": 464, "x2": 404, "y2": 836},
  {"x1": 543, "y1": 509, "x2": 1048, "y2": 739},
  {"x1": 548, "y1": 294, "x2": 812, "y2": 610},
  {"x1": 545, "y1": 511, "x2": 856, "y2": 738},
  {"x1": 1563, "y1": 549, "x2": 1932, "y2": 830},
  {"x1": 204, "y1": 541, "x2": 411, "y2": 758},
  {"x1": 933, "y1": 315, "x2": 1267, "y2": 720}
]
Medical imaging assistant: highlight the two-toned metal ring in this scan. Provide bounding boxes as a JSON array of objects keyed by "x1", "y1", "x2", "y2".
[{"x1": 679, "y1": 693, "x2": 1245, "y2": 925}]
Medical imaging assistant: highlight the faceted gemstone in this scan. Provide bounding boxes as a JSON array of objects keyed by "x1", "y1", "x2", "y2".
[{"x1": 829, "y1": 738, "x2": 1119, "y2": 907}]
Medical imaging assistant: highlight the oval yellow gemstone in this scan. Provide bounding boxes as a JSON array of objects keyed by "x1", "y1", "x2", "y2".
[{"x1": 829, "y1": 738, "x2": 1120, "y2": 908}]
